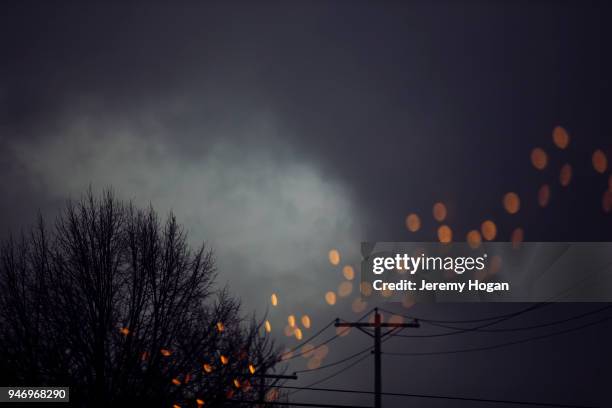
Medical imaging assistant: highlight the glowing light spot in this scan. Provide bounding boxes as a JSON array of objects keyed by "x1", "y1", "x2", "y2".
[
  {"x1": 264, "y1": 320, "x2": 272, "y2": 333},
  {"x1": 249, "y1": 364, "x2": 256, "y2": 375},
  {"x1": 196, "y1": 399, "x2": 205, "y2": 407},
  {"x1": 553, "y1": 126, "x2": 570, "y2": 149},
  {"x1": 538, "y1": 184, "x2": 551, "y2": 208},
  {"x1": 220, "y1": 355, "x2": 229, "y2": 365},
  {"x1": 511, "y1": 228, "x2": 524, "y2": 249},
  {"x1": 352, "y1": 297, "x2": 367, "y2": 313},
  {"x1": 481, "y1": 220, "x2": 497, "y2": 241},
  {"x1": 173, "y1": 405, "x2": 181, "y2": 408},
  {"x1": 288, "y1": 315, "x2": 296, "y2": 328},
  {"x1": 336, "y1": 326, "x2": 351, "y2": 337},
  {"x1": 360, "y1": 281, "x2": 373, "y2": 297},
  {"x1": 301, "y1": 344, "x2": 315, "y2": 358},
  {"x1": 466, "y1": 230, "x2": 482, "y2": 249},
  {"x1": 405, "y1": 213, "x2": 421, "y2": 232},
  {"x1": 592, "y1": 149, "x2": 608, "y2": 173},
  {"x1": 172, "y1": 378, "x2": 181, "y2": 385},
  {"x1": 338, "y1": 281, "x2": 353, "y2": 297},
  {"x1": 489, "y1": 255, "x2": 503, "y2": 274},
  {"x1": 294, "y1": 327, "x2": 303, "y2": 340},
  {"x1": 233, "y1": 379, "x2": 241, "y2": 389},
  {"x1": 160, "y1": 349, "x2": 172, "y2": 357},
  {"x1": 432, "y1": 202, "x2": 447, "y2": 222},
  {"x1": 216, "y1": 322, "x2": 225, "y2": 332},
  {"x1": 203, "y1": 363, "x2": 213, "y2": 373},
  {"x1": 301, "y1": 315, "x2": 311, "y2": 329},
  {"x1": 120, "y1": 327, "x2": 129, "y2": 336},
  {"x1": 328, "y1": 249, "x2": 341, "y2": 266},
  {"x1": 437, "y1": 225, "x2": 452, "y2": 243},
  {"x1": 342, "y1": 265, "x2": 355, "y2": 280},
  {"x1": 559, "y1": 163, "x2": 572, "y2": 187},
  {"x1": 503, "y1": 192, "x2": 520, "y2": 214},
  {"x1": 402, "y1": 295, "x2": 415, "y2": 309},
  {"x1": 314, "y1": 344, "x2": 329, "y2": 359},
  {"x1": 270, "y1": 293, "x2": 278, "y2": 307},
  {"x1": 307, "y1": 357, "x2": 321, "y2": 370},
  {"x1": 531, "y1": 148, "x2": 548, "y2": 170},
  {"x1": 325, "y1": 291, "x2": 337, "y2": 305},
  {"x1": 388, "y1": 314, "x2": 404, "y2": 325}
]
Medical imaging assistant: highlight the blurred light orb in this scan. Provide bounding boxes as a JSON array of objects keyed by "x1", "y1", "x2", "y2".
[
  {"x1": 352, "y1": 297, "x2": 367, "y2": 313},
  {"x1": 481, "y1": 220, "x2": 497, "y2": 241},
  {"x1": 401, "y1": 295, "x2": 415, "y2": 309},
  {"x1": 552, "y1": 126, "x2": 570, "y2": 149},
  {"x1": 294, "y1": 327, "x2": 303, "y2": 340},
  {"x1": 287, "y1": 315, "x2": 296, "y2": 328},
  {"x1": 432, "y1": 202, "x2": 447, "y2": 222},
  {"x1": 437, "y1": 225, "x2": 452, "y2": 243},
  {"x1": 388, "y1": 314, "x2": 404, "y2": 325},
  {"x1": 338, "y1": 281, "x2": 353, "y2": 297},
  {"x1": 466, "y1": 230, "x2": 482, "y2": 249},
  {"x1": 342, "y1": 265, "x2": 355, "y2": 280},
  {"x1": 301, "y1": 344, "x2": 315, "y2": 358},
  {"x1": 270, "y1": 293, "x2": 278, "y2": 307},
  {"x1": 405, "y1": 213, "x2": 421, "y2": 232},
  {"x1": 325, "y1": 291, "x2": 337, "y2": 305},
  {"x1": 531, "y1": 148, "x2": 548, "y2": 170},
  {"x1": 559, "y1": 163, "x2": 572, "y2": 187},
  {"x1": 360, "y1": 281, "x2": 373, "y2": 297},
  {"x1": 511, "y1": 228, "x2": 524, "y2": 249},
  {"x1": 314, "y1": 344, "x2": 329, "y2": 359},
  {"x1": 301, "y1": 315, "x2": 311, "y2": 329},
  {"x1": 264, "y1": 320, "x2": 272, "y2": 333},
  {"x1": 336, "y1": 326, "x2": 351, "y2": 337},
  {"x1": 538, "y1": 184, "x2": 551, "y2": 207},
  {"x1": 503, "y1": 192, "x2": 520, "y2": 214},
  {"x1": 307, "y1": 357, "x2": 321, "y2": 370},
  {"x1": 593, "y1": 149, "x2": 608, "y2": 173},
  {"x1": 328, "y1": 249, "x2": 341, "y2": 266}
]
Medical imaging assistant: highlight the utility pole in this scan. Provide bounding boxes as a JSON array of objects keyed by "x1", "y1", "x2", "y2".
[{"x1": 335, "y1": 308, "x2": 419, "y2": 408}]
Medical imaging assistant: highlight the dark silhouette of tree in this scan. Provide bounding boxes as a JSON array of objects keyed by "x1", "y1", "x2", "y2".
[{"x1": 0, "y1": 190, "x2": 280, "y2": 407}]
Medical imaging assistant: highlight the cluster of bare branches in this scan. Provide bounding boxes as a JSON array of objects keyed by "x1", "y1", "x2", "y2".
[{"x1": 0, "y1": 190, "x2": 280, "y2": 407}]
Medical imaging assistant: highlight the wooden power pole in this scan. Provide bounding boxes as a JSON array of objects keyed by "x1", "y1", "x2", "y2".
[{"x1": 335, "y1": 308, "x2": 419, "y2": 408}]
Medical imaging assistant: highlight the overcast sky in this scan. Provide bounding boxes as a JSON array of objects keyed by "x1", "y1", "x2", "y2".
[{"x1": 1, "y1": 1, "x2": 612, "y2": 406}]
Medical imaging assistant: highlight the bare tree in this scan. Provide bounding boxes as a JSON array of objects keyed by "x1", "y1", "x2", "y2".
[{"x1": 0, "y1": 190, "x2": 280, "y2": 407}]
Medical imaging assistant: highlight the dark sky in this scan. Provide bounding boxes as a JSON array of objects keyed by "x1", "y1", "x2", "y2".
[{"x1": 1, "y1": 1, "x2": 612, "y2": 407}]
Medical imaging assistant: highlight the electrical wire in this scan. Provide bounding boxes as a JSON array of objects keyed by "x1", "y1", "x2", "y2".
[
  {"x1": 275, "y1": 385, "x2": 596, "y2": 408},
  {"x1": 383, "y1": 313, "x2": 612, "y2": 357}
]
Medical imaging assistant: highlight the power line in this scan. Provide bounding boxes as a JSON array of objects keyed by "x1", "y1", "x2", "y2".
[
  {"x1": 279, "y1": 319, "x2": 337, "y2": 361},
  {"x1": 273, "y1": 385, "x2": 597, "y2": 408},
  {"x1": 378, "y1": 302, "x2": 547, "y2": 325},
  {"x1": 288, "y1": 353, "x2": 371, "y2": 396},
  {"x1": 383, "y1": 314, "x2": 612, "y2": 357},
  {"x1": 225, "y1": 399, "x2": 371, "y2": 408},
  {"x1": 281, "y1": 309, "x2": 376, "y2": 362},
  {"x1": 419, "y1": 305, "x2": 612, "y2": 334},
  {"x1": 294, "y1": 345, "x2": 373, "y2": 374}
]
